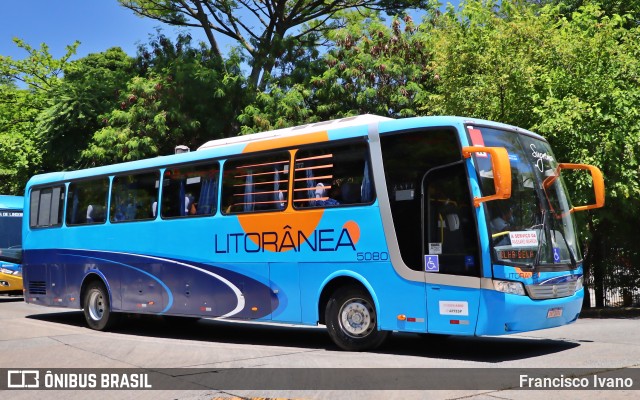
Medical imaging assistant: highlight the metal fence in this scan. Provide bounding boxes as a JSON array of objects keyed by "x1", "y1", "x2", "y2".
[
  {"x1": 586, "y1": 287, "x2": 640, "y2": 307},
  {"x1": 586, "y1": 272, "x2": 640, "y2": 308}
]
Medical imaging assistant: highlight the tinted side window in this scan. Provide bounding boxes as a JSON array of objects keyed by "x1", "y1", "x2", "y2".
[
  {"x1": 293, "y1": 142, "x2": 374, "y2": 208},
  {"x1": 161, "y1": 162, "x2": 219, "y2": 218},
  {"x1": 29, "y1": 186, "x2": 65, "y2": 228},
  {"x1": 222, "y1": 152, "x2": 289, "y2": 214},
  {"x1": 66, "y1": 179, "x2": 109, "y2": 225},
  {"x1": 110, "y1": 172, "x2": 159, "y2": 222}
]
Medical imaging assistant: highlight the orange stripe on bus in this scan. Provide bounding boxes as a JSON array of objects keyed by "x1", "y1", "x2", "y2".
[{"x1": 242, "y1": 131, "x2": 329, "y2": 153}]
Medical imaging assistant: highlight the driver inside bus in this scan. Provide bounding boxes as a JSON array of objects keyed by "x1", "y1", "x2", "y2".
[
  {"x1": 491, "y1": 203, "x2": 514, "y2": 246},
  {"x1": 491, "y1": 204, "x2": 514, "y2": 232}
]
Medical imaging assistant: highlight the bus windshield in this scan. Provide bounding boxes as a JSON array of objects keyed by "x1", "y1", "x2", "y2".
[
  {"x1": 0, "y1": 209, "x2": 22, "y2": 250},
  {"x1": 469, "y1": 126, "x2": 582, "y2": 268}
]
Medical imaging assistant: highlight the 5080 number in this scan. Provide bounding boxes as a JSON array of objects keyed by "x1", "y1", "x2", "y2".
[{"x1": 356, "y1": 252, "x2": 389, "y2": 262}]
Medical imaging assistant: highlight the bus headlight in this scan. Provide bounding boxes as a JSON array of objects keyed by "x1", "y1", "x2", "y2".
[
  {"x1": 493, "y1": 280, "x2": 526, "y2": 296},
  {"x1": 575, "y1": 276, "x2": 583, "y2": 292}
]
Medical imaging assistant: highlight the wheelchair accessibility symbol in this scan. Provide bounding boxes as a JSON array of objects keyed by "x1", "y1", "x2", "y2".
[
  {"x1": 425, "y1": 255, "x2": 440, "y2": 272},
  {"x1": 553, "y1": 248, "x2": 561, "y2": 263}
]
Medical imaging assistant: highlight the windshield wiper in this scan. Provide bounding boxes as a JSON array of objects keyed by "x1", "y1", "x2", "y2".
[
  {"x1": 532, "y1": 209, "x2": 547, "y2": 269},
  {"x1": 547, "y1": 206, "x2": 577, "y2": 266}
]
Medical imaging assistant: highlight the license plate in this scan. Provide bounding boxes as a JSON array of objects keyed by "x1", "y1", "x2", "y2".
[{"x1": 547, "y1": 307, "x2": 563, "y2": 318}]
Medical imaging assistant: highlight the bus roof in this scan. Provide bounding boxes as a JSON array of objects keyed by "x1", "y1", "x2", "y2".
[
  {"x1": 25, "y1": 115, "x2": 544, "y2": 188},
  {"x1": 0, "y1": 195, "x2": 24, "y2": 210},
  {"x1": 198, "y1": 114, "x2": 392, "y2": 151}
]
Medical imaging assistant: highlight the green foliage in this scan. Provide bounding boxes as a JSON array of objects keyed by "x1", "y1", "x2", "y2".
[
  {"x1": 82, "y1": 34, "x2": 248, "y2": 163},
  {"x1": 312, "y1": 11, "x2": 436, "y2": 118},
  {"x1": 0, "y1": 84, "x2": 41, "y2": 195},
  {"x1": 0, "y1": 39, "x2": 79, "y2": 194},
  {"x1": 1, "y1": 0, "x2": 639, "y2": 304},
  {"x1": 119, "y1": 0, "x2": 437, "y2": 89},
  {"x1": 300, "y1": 0, "x2": 639, "y2": 303},
  {"x1": 531, "y1": 4, "x2": 640, "y2": 209},
  {"x1": 238, "y1": 84, "x2": 316, "y2": 133},
  {"x1": 526, "y1": 3, "x2": 640, "y2": 303},
  {"x1": 36, "y1": 48, "x2": 137, "y2": 170},
  {"x1": 423, "y1": 0, "x2": 551, "y2": 127},
  {"x1": 0, "y1": 38, "x2": 79, "y2": 93},
  {"x1": 528, "y1": 0, "x2": 640, "y2": 28}
]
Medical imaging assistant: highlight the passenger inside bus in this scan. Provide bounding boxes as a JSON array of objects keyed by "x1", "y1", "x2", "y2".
[
  {"x1": 490, "y1": 203, "x2": 515, "y2": 246},
  {"x1": 314, "y1": 183, "x2": 340, "y2": 206},
  {"x1": 491, "y1": 203, "x2": 514, "y2": 232}
]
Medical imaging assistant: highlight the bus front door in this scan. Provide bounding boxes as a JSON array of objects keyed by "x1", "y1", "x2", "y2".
[{"x1": 422, "y1": 162, "x2": 481, "y2": 335}]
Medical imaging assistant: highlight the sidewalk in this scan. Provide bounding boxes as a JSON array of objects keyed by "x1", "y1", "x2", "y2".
[{"x1": 580, "y1": 306, "x2": 640, "y2": 318}]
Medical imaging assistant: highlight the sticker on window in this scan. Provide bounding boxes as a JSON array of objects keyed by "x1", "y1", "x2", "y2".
[
  {"x1": 425, "y1": 255, "x2": 439, "y2": 272},
  {"x1": 509, "y1": 231, "x2": 539, "y2": 247},
  {"x1": 429, "y1": 243, "x2": 442, "y2": 255},
  {"x1": 468, "y1": 127, "x2": 488, "y2": 158}
]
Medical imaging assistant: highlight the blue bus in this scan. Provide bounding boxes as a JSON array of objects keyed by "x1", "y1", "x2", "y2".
[
  {"x1": 0, "y1": 195, "x2": 24, "y2": 295},
  {"x1": 14, "y1": 115, "x2": 604, "y2": 351}
]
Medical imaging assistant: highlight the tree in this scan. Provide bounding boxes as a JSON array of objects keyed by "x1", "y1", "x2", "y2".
[
  {"x1": 83, "y1": 33, "x2": 247, "y2": 164},
  {"x1": 424, "y1": 0, "x2": 640, "y2": 307},
  {"x1": 283, "y1": 0, "x2": 639, "y2": 307},
  {"x1": 118, "y1": 0, "x2": 436, "y2": 90},
  {"x1": 311, "y1": 11, "x2": 436, "y2": 119},
  {"x1": 236, "y1": 9, "x2": 438, "y2": 132},
  {"x1": 0, "y1": 83, "x2": 41, "y2": 195},
  {"x1": 35, "y1": 48, "x2": 137, "y2": 171},
  {"x1": 527, "y1": 0, "x2": 640, "y2": 27},
  {"x1": 529, "y1": 4, "x2": 640, "y2": 306},
  {"x1": 0, "y1": 39, "x2": 79, "y2": 194},
  {"x1": 0, "y1": 39, "x2": 79, "y2": 93},
  {"x1": 422, "y1": 0, "x2": 551, "y2": 127}
]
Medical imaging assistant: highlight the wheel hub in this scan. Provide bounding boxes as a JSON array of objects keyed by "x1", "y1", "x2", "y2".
[
  {"x1": 88, "y1": 291, "x2": 104, "y2": 321},
  {"x1": 340, "y1": 300, "x2": 372, "y2": 337}
]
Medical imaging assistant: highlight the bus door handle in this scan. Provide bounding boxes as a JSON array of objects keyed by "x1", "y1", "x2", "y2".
[{"x1": 431, "y1": 286, "x2": 441, "y2": 291}]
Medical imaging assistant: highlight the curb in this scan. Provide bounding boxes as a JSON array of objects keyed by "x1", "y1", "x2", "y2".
[{"x1": 580, "y1": 307, "x2": 640, "y2": 318}]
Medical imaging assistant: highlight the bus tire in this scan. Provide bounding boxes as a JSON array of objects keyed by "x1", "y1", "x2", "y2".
[
  {"x1": 83, "y1": 281, "x2": 117, "y2": 331},
  {"x1": 325, "y1": 286, "x2": 388, "y2": 351}
]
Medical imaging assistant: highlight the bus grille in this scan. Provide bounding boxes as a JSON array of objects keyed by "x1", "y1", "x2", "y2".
[
  {"x1": 28, "y1": 281, "x2": 47, "y2": 295},
  {"x1": 526, "y1": 281, "x2": 578, "y2": 299}
]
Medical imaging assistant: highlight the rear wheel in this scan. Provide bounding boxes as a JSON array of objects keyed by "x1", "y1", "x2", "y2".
[
  {"x1": 83, "y1": 281, "x2": 117, "y2": 330},
  {"x1": 325, "y1": 286, "x2": 388, "y2": 351}
]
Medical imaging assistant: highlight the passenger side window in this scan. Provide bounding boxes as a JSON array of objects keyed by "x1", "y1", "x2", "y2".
[
  {"x1": 29, "y1": 186, "x2": 65, "y2": 228},
  {"x1": 161, "y1": 162, "x2": 219, "y2": 218},
  {"x1": 66, "y1": 178, "x2": 109, "y2": 225},
  {"x1": 293, "y1": 141, "x2": 374, "y2": 208},
  {"x1": 222, "y1": 152, "x2": 289, "y2": 214},
  {"x1": 110, "y1": 172, "x2": 159, "y2": 222}
]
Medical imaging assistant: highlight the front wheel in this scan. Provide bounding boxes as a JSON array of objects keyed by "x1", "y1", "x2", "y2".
[
  {"x1": 325, "y1": 286, "x2": 388, "y2": 351},
  {"x1": 83, "y1": 281, "x2": 117, "y2": 330}
]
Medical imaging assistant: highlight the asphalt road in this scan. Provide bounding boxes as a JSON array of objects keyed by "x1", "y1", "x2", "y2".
[{"x1": 0, "y1": 296, "x2": 638, "y2": 399}]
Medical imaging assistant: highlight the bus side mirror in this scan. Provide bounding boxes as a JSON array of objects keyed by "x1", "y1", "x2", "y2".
[
  {"x1": 462, "y1": 146, "x2": 512, "y2": 208},
  {"x1": 544, "y1": 163, "x2": 605, "y2": 212}
]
